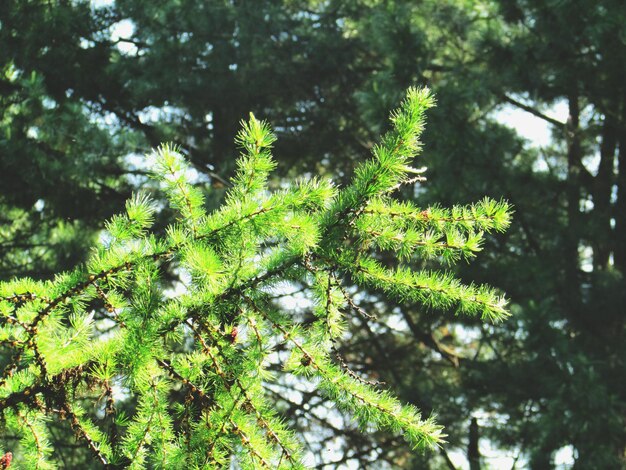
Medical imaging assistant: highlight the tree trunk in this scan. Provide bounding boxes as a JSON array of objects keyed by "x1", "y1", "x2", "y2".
[
  {"x1": 563, "y1": 93, "x2": 582, "y2": 319},
  {"x1": 593, "y1": 109, "x2": 617, "y2": 270},
  {"x1": 614, "y1": 96, "x2": 626, "y2": 273},
  {"x1": 468, "y1": 417, "x2": 480, "y2": 470}
]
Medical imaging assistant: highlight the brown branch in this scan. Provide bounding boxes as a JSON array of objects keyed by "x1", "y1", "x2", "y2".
[
  {"x1": 59, "y1": 400, "x2": 109, "y2": 467},
  {"x1": 501, "y1": 94, "x2": 566, "y2": 128}
]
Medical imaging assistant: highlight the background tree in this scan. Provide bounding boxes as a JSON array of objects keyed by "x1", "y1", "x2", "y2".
[
  {"x1": 354, "y1": 1, "x2": 626, "y2": 466},
  {"x1": 348, "y1": 2, "x2": 626, "y2": 467},
  {"x1": 459, "y1": 1, "x2": 626, "y2": 466}
]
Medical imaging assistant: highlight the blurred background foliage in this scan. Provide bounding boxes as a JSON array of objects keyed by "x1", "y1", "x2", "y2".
[{"x1": 1, "y1": 0, "x2": 625, "y2": 467}]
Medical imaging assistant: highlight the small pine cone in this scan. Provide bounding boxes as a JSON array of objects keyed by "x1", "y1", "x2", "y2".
[
  {"x1": 0, "y1": 452, "x2": 12, "y2": 469},
  {"x1": 226, "y1": 326, "x2": 238, "y2": 344}
]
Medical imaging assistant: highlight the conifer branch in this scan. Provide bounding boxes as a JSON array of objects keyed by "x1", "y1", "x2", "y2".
[
  {"x1": 187, "y1": 315, "x2": 303, "y2": 466},
  {"x1": 15, "y1": 411, "x2": 48, "y2": 468},
  {"x1": 0, "y1": 88, "x2": 511, "y2": 467},
  {"x1": 59, "y1": 399, "x2": 109, "y2": 467},
  {"x1": 243, "y1": 295, "x2": 444, "y2": 450}
]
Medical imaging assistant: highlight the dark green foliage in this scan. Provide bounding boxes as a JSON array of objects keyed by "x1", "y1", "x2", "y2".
[{"x1": 435, "y1": 2, "x2": 626, "y2": 467}]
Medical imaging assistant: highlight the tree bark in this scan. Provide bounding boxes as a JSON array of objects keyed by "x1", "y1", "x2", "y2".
[
  {"x1": 563, "y1": 93, "x2": 582, "y2": 318},
  {"x1": 468, "y1": 417, "x2": 480, "y2": 470},
  {"x1": 614, "y1": 96, "x2": 626, "y2": 273},
  {"x1": 593, "y1": 109, "x2": 617, "y2": 270}
]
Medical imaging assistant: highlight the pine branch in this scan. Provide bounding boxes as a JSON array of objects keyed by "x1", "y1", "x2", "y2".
[
  {"x1": 501, "y1": 94, "x2": 566, "y2": 128},
  {"x1": 0, "y1": 88, "x2": 512, "y2": 468}
]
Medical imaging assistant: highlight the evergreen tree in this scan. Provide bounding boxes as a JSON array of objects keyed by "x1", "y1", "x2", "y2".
[
  {"x1": 0, "y1": 0, "x2": 376, "y2": 279},
  {"x1": 0, "y1": 89, "x2": 511, "y2": 468},
  {"x1": 458, "y1": 1, "x2": 626, "y2": 466},
  {"x1": 337, "y1": 1, "x2": 626, "y2": 466},
  {"x1": 6, "y1": 0, "x2": 623, "y2": 467}
]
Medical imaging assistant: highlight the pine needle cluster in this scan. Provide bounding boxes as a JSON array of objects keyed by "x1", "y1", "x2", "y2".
[{"x1": 0, "y1": 88, "x2": 511, "y2": 468}]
